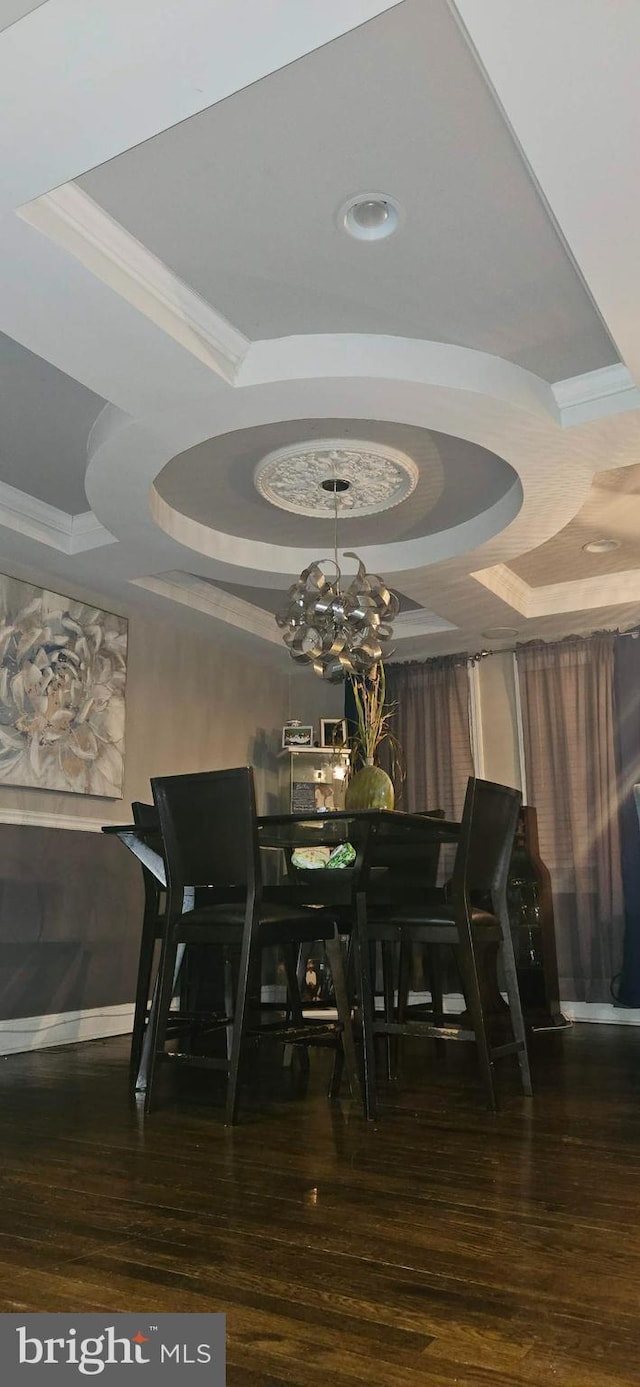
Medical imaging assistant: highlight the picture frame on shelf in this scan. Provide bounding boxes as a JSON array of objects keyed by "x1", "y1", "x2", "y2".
[
  {"x1": 320, "y1": 717, "x2": 348, "y2": 749},
  {"x1": 282, "y1": 724, "x2": 314, "y2": 749}
]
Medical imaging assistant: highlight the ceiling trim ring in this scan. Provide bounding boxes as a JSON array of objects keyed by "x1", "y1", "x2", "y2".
[{"x1": 84, "y1": 339, "x2": 598, "y2": 589}]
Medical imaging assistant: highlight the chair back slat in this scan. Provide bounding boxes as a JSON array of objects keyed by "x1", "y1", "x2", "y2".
[
  {"x1": 131, "y1": 801, "x2": 164, "y2": 899},
  {"x1": 455, "y1": 777, "x2": 521, "y2": 905},
  {"x1": 132, "y1": 801, "x2": 159, "y2": 830},
  {"x1": 151, "y1": 768, "x2": 258, "y2": 900},
  {"x1": 364, "y1": 809, "x2": 444, "y2": 900}
]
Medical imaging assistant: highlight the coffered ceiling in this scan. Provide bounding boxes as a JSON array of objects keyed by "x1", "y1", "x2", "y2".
[{"x1": 0, "y1": 0, "x2": 639, "y2": 665}]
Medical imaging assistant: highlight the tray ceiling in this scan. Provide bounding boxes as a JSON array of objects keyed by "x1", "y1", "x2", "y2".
[
  {"x1": 510, "y1": 463, "x2": 640, "y2": 588},
  {"x1": 77, "y1": 0, "x2": 616, "y2": 384},
  {"x1": 0, "y1": 0, "x2": 638, "y2": 658}
]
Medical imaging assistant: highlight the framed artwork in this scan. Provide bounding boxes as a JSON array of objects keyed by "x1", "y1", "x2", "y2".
[
  {"x1": 320, "y1": 717, "x2": 348, "y2": 749},
  {"x1": 282, "y1": 724, "x2": 313, "y2": 749},
  {"x1": 0, "y1": 573, "x2": 128, "y2": 798}
]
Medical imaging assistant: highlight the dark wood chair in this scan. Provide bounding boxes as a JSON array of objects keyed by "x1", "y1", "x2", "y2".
[
  {"x1": 354, "y1": 778, "x2": 532, "y2": 1118},
  {"x1": 144, "y1": 767, "x2": 359, "y2": 1123}
]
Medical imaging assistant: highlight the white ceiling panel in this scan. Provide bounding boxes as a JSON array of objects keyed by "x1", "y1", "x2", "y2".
[
  {"x1": 78, "y1": 0, "x2": 617, "y2": 383},
  {"x1": 0, "y1": 330, "x2": 104, "y2": 512},
  {"x1": 0, "y1": 0, "x2": 48, "y2": 35}
]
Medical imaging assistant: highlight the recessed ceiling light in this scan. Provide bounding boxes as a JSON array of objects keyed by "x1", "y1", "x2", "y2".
[
  {"x1": 338, "y1": 193, "x2": 402, "y2": 241},
  {"x1": 481, "y1": 626, "x2": 519, "y2": 640},
  {"x1": 582, "y1": 538, "x2": 621, "y2": 554}
]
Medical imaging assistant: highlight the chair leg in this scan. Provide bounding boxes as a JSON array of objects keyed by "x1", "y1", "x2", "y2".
[
  {"x1": 424, "y1": 943, "x2": 447, "y2": 1059},
  {"x1": 354, "y1": 894, "x2": 377, "y2": 1120},
  {"x1": 328, "y1": 933, "x2": 355, "y2": 1099},
  {"x1": 130, "y1": 918, "x2": 158, "y2": 1087},
  {"x1": 282, "y1": 943, "x2": 310, "y2": 1075},
  {"x1": 394, "y1": 940, "x2": 413, "y2": 1077},
  {"x1": 425, "y1": 945, "x2": 445, "y2": 1021},
  {"x1": 456, "y1": 928, "x2": 498, "y2": 1112},
  {"x1": 397, "y1": 942, "x2": 411, "y2": 1019},
  {"x1": 325, "y1": 933, "x2": 361, "y2": 1105},
  {"x1": 381, "y1": 941, "x2": 395, "y2": 1079},
  {"x1": 225, "y1": 928, "x2": 258, "y2": 1125},
  {"x1": 499, "y1": 913, "x2": 533, "y2": 1097},
  {"x1": 143, "y1": 934, "x2": 179, "y2": 1114},
  {"x1": 223, "y1": 949, "x2": 236, "y2": 1062}
]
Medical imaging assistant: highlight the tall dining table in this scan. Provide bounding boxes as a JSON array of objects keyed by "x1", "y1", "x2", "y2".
[{"x1": 103, "y1": 807, "x2": 461, "y2": 1091}]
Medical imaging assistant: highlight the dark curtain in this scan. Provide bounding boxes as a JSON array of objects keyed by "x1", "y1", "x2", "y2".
[
  {"x1": 613, "y1": 634, "x2": 640, "y2": 1005},
  {"x1": 384, "y1": 657, "x2": 474, "y2": 818},
  {"x1": 516, "y1": 634, "x2": 624, "y2": 1003}
]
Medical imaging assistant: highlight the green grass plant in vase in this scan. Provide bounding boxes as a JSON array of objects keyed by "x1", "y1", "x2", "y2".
[{"x1": 345, "y1": 662, "x2": 400, "y2": 811}]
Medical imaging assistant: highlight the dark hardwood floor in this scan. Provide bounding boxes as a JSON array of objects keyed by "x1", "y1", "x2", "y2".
[{"x1": 1, "y1": 1025, "x2": 640, "y2": 1385}]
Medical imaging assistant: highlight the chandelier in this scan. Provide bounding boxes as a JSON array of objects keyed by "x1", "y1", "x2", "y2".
[{"x1": 275, "y1": 477, "x2": 399, "y2": 680}]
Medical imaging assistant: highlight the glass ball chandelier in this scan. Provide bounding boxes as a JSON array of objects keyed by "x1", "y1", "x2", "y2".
[{"x1": 276, "y1": 477, "x2": 399, "y2": 681}]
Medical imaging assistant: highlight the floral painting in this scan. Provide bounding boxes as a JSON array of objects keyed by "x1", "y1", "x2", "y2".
[{"x1": 0, "y1": 575, "x2": 127, "y2": 798}]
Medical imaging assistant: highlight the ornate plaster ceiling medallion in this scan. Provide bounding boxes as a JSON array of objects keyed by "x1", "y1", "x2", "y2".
[{"x1": 254, "y1": 439, "x2": 419, "y2": 518}]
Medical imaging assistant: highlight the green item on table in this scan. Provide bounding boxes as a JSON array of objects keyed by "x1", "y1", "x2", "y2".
[{"x1": 326, "y1": 841, "x2": 356, "y2": 869}]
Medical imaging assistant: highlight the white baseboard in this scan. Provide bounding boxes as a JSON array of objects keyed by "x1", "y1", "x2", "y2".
[
  {"x1": 0, "y1": 1003, "x2": 134, "y2": 1056},
  {"x1": 1, "y1": 995, "x2": 637, "y2": 1061},
  {"x1": 561, "y1": 1001, "x2": 640, "y2": 1026}
]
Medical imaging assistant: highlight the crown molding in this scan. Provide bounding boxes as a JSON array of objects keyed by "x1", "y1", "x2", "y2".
[
  {"x1": 134, "y1": 571, "x2": 458, "y2": 646},
  {"x1": 527, "y1": 568, "x2": 640, "y2": 615},
  {"x1": 393, "y1": 608, "x2": 457, "y2": 638},
  {"x1": 553, "y1": 363, "x2": 640, "y2": 426},
  {"x1": 0, "y1": 478, "x2": 115, "y2": 554},
  {"x1": 472, "y1": 560, "x2": 640, "y2": 617},
  {"x1": 471, "y1": 563, "x2": 530, "y2": 615},
  {"x1": 18, "y1": 184, "x2": 250, "y2": 386},
  {"x1": 131, "y1": 571, "x2": 282, "y2": 644}
]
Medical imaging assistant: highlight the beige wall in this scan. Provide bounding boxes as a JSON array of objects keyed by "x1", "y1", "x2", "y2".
[
  {"x1": 475, "y1": 651, "x2": 523, "y2": 793},
  {"x1": 0, "y1": 601, "x2": 290, "y2": 824},
  {"x1": 287, "y1": 662, "x2": 345, "y2": 737},
  {"x1": 0, "y1": 551, "x2": 527, "y2": 826}
]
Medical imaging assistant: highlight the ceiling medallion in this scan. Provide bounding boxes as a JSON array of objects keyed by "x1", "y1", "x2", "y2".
[
  {"x1": 275, "y1": 475, "x2": 399, "y2": 681},
  {"x1": 254, "y1": 438, "x2": 418, "y2": 518}
]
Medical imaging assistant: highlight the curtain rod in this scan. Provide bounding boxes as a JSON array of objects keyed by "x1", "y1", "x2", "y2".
[
  {"x1": 389, "y1": 626, "x2": 640, "y2": 669},
  {"x1": 470, "y1": 625, "x2": 640, "y2": 662}
]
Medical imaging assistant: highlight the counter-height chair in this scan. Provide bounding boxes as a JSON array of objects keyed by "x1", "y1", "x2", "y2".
[
  {"x1": 355, "y1": 778, "x2": 532, "y2": 1118},
  {"x1": 129, "y1": 800, "x2": 165, "y2": 1086},
  {"x1": 144, "y1": 767, "x2": 359, "y2": 1123},
  {"x1": 366, "y1": 809, "x2": 445, "y2": 1078}
]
